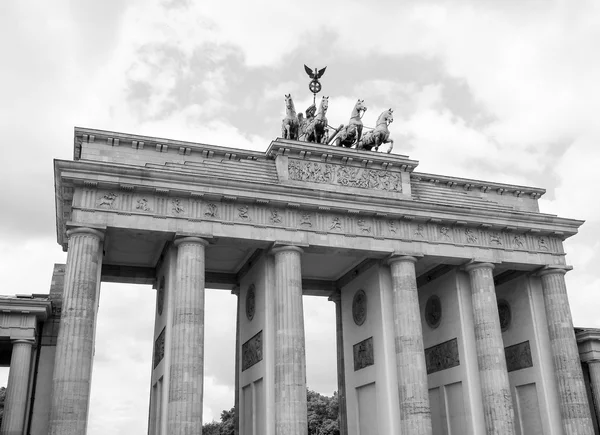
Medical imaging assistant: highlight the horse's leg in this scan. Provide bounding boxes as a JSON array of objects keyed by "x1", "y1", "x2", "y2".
[{"x1": 386, "y1": 139, "x2": 394, "y2": 154}]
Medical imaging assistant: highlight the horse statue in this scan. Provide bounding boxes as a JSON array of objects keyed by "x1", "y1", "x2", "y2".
[
  {"x1": 333, "y1": 99, "x2": 367, "y2": 148},
  {"x1": 305, "y1": 96, "x2": 329, "y2": 144},
  {"x1": 357, "y1": 108, "x2": 394, "y2": 153},
  {"x1": 281, "y1": 94, "x2": 300, "y2": 140}
]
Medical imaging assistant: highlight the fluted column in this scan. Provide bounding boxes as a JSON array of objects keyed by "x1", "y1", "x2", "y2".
[
  {"x1": 272, "y1": 245, "x2": 307, "y2": 435},
  {"x1": 49, "y1": 227, "x2": 104, "y2": 435},
  {"x1": 1, "y1": 339, "x2": 35, "y2": 435},
  {"x1": 167, "y1": 236, "x2": 209, "y2": 435},
  {"x1": 388, "y1": 255, "x2": 432, "y2": 435},
  {"x1": 539, "y1": 267, "x2": 594, "y2": 435},
  {"x1": 232, "y1": 286, "x2": 240, "y2": 435},
  {"x1": 588, "y1": 361, "x2": 600, "y2": 423},
  {"x1": 465, "y1": 262, "x2": 515, "y2": 435},
  {"x1": 328, "y1": 290, "x2": 348, "y2": 435}
]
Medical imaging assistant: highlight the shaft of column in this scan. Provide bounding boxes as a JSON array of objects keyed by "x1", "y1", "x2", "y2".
[
  {"x1": 49, "y1": 227, "x2": 104, "y2": 435},
  {"x1": 588, "y1": 361, "x2": 600, "y2": 424},
  {"x1": 232, "y1": 286, "x2": 240, "y2": 435},
  {"x1": 388, "y1": 256, "x2": 432, "y2": 435},
  {"x1": 167, "y1": 237, "x2": 209, "y2": 435},
  {"x1": 272, "y1": 245, "x2": 307, "y2": 435},
  {"x1": 328, "y1": 290, "x2": 348, "y2": 435},
  {"x1": 465, "y1": 262, "x2": 515, "y2": 435},
  {"x1": 539, "y1": 268, "x2": 594, "y2": 435},
  {"x1": 1, "y1": 339, "x2": 35, "y2": 435}
]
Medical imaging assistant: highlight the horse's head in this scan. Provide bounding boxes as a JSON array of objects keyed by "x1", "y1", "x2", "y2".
[
  {"x1": 350, "y1": 98, "x2": 367, "y2": 119},
  {"x1": 284, "y1": 94, "x2": 296, "y2": 113},
  {"x1": 376, "y1": 108, "x2": 394, "y2": 126},
  {"x1": 320, "y1": 96, "x2": 329, "y2": 113}
]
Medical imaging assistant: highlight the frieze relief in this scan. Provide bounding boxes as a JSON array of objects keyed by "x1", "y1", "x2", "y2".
[
  {"x1": 80, "y1": 189, "x2": 564, "y2": 255},
  {"x1": 242, "y1": 330, "x2": 263, "y2": 371},
  {"x1": 425, "y1": 338, "x2": 460, "y2": 374},
  {"x1": 505, "y1": 340, "x2": 533, "y2": 372},
  {"x1": 353, "y1": 336, "x2": 374, "y2": 371},
  {"x1": 153, "y1": 327, "x2": 166, "y2": 369},
  {"x1": 288, "y1": 159, "x2": 403, "y2": 193}
]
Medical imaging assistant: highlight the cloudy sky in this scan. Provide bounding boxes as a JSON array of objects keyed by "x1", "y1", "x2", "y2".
[{"x1": 1, "y1": 0, "x2": 599, "y2": 433}]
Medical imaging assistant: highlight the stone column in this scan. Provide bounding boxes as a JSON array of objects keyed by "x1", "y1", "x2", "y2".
[
  {"x1": 328, "y1": 290, "x2": 348, "y2": 435},
  {"x1": 232, "y1": 286, "x2": 240, "y2": 435},
  {"x1": 1, "y1": 339, "x2": 35, "y2": 435},
  {"x1": 271, "y1": 245, "x2": 307, "y2": 435},
  {"x1": 49, "y1": 227, "x2": 104, "y2": 435},
  {"x1": 388, "y1": 255, "x2": 432, "y2": 435},
  {"x1": 588, "y1": 361, "x2": 600, "y2": 423},
  {"x1": 465, "y1": 262, "x2": 515, "y2": 435},
  {"x1": 167, "y1": 237, "x2": 209, "y2": 435},
  {"x1": 539, "y1": 267, "x2": 594, "y2": 435}
]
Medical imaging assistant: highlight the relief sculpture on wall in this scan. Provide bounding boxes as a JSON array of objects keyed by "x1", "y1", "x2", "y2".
[
  {"x1": 288, "y1": 160, "x2": 402, "y2": 192},
  {"x1": 505, "y1": 340, "x2": 533, "y2": 372},
  {"x1": 242, "y1": 330, "x2": 263, "y2": 371},
  {"x1": 353, "y1": 337, "x2": 374, "y2": 371},
  {"x1": 153, "y1": 327, "x2": 166, "y2": 369},
  {"x1": 425, "y1": 338, "x2": 460, "y2": 374}
]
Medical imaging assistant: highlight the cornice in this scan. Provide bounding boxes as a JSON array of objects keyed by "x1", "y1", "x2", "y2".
[
  {"x1": 0, "y1": 297, "x2": 52, "y2": 320},
  {"x1": 412, "y1": 172, "x2": 545, "y2": 199},
  {"x1": 74, "y1": 126, "x2": 267, "y2": 162}
]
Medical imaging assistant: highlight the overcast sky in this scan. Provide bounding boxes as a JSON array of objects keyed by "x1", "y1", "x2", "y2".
[{"x1": 1, "y1": 1, "x2": 599, "y2": 434}]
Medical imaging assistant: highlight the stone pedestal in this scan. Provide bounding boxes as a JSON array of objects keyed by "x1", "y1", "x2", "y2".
[
  {"x1": 329, "y1": 290, "x2": 348, "y2": 435},
  {"x1": 1, "y1": 339, "x2": 35, "y2": 435},
  {"x1": 167, "y1": 237, "x2": 209, "y2": 435},
  {"x1": 539, "y1": 268, "x2": 594, "y2": 435},
  {"x1": 272, "y1": 245, "x2": 307, "y2": 435},
  {"x1": 49, "y1": 227, "x2": 104, "y2": 435},
  {"x1": 465, "y1": 262, "x2": 515, "y2": 435},
  {"x1": 388, "y1": 255, "x2": 432, "y2": 435}
]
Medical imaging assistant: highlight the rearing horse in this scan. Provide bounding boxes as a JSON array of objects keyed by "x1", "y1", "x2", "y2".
[
  {"x1": 357, "y1": 108, "x2": 394, "y2": 153},
  {"x1": 333, "y1": 99, "x2": 367, "y2": 148},
  {"x1": 305, "y1": 96, "x2": 329, "y2": 144},
  {"x1": 281, "y1": 94, "x2": 299, "y2": 140}
]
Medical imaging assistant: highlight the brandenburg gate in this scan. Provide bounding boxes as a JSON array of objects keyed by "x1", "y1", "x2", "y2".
[{"x1": 1, "y1": 126, "x2": 599, "y2": 435}]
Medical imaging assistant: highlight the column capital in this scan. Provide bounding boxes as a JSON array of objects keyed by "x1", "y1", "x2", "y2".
[
  {"x1": 536, "y1": 265, "x2": 573, "y2": 278},
  {"x1": 11, "y1": 339, "x2": 35, "y2": 346},
  {"x1": 464, "y1": 261, "x2": 495, "y2": 273},
  {"x1": 328, "y1": 289, "x2": 341, "y2": 304},
  {"x1": 271, "y1": 244, "x2": 304, "y2": 255},
  {"x1": 231, "y1": 285, "x2": 240, "y2": 296},
  {"x1": 66, "y1": 227, "x2": 105, "y2": 241},
  {"x1": 174, "y1": 236, "x2": 210, "y2": 248},
  {"x1": 387, "y1": 254, "x2": 421, "y2": 266}
]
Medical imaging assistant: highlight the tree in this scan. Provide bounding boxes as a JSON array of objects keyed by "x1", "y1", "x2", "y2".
[{"x1": 203, "y1": 391, "x2": 340, "y2": 435}]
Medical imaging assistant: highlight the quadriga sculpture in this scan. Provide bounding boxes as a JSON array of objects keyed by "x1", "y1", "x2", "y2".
[
  {"x1": 333, "y1": 99, "x2": 367, "y2": 148},
  {"x1": 357, "y1": 108, "x2": 394, "y2": 153},
  {"x1": 305, "y1": 96, "x2": 329, "y2": 144},
  {"x1": 281, "y1": 94, "x2": 300, "y2": 140}
]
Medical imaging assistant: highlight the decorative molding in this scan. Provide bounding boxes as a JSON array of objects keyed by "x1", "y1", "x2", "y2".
[
  {"x1": 425, "y1": 295, "x2": 442, "y2": 329},
  {"x1": 425, "y1": 338, "x2": 459, "y2": 374},
  {"x1": 505, "y1": 340, "x2": 533, "y2": 372},
  {"x1": 242, "y1": 330, "x2": 263, "y2": 371},
  {"x1": 73, "y1": 189, "x2": 566, "y2": 256},
  {"x1": 246, "y1": 284, "x2": 256, "y2": 321},
  {"x1": 498, "y1": 299, "x2": 511, "y2": 332},
  {"x1": 353, "y1": 336, "x2": 374, "y2": 371},
  {"x1": 288, "y1": 160, "x2": 402, "y2": 193},
  {"x1": 153, "y1": 327, "x2": 166, "y2": 369},
  {"x1": 352, "y1": 290, "x2": 367, "y2": 326}
]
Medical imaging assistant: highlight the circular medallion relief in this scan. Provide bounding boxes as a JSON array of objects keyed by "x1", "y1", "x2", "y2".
[
  {"x1": 246, "y1": 284, "x2": 256, "y2": 321},
  {"x1": 157, "y1": 276, "x2": 165, "y2": 316},
  {"x1": 498, "y1": 299, "x2": 511, "y2": 332},
  {"x1": 425, "y1": 295, "x2": 442, "y2": 329},
  {"x1": 352, "y1": 290, "x2": 367, "y2": 326}
]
